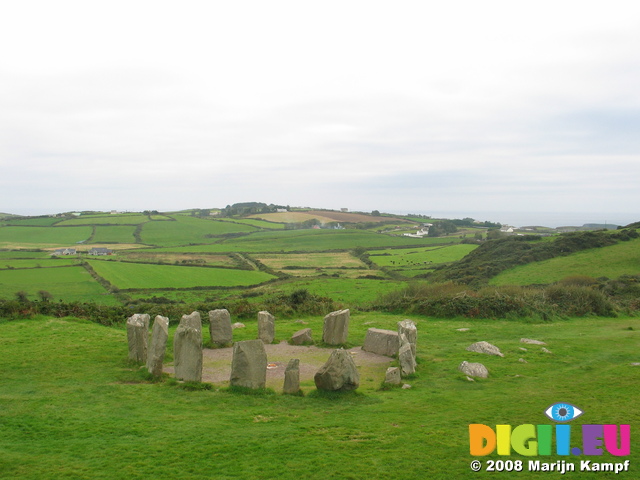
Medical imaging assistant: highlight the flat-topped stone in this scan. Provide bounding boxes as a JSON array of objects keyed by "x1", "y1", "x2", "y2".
[{"x1": 362, "y1": 328, "x2": 399, "y2": 357}]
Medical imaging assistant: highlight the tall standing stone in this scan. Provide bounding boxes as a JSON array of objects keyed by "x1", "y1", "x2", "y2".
[
  {"x1": 174, "y1": 311, "x2": 203, "y2": 382},
  {"x1": 230, "y1": 339, "x2": 267, "y2": 389},
  {"x1": 397, "y1": 319, "x2": 417, "y2": 358},
  {"x1": 398, "y1": 333, "x2": 416, "y2": 377},
  {"x1": 322, "y1": 309, "x2": 350, "y2": 345},
  {"x1": 127, "y1": 313, "x2": 149, "y2": 363},
  {"x1": 283, "y1": 358, "x2": 301, "y2": 395},
  {"x1": 209, "y1": 309, "x2": 233, "y2": 346},
  {"x1": 257, "y1": 311, "x2": 275, "y2": 344},
  {"x1": 314, "y1": 349, "x2": 360, "y2": 391},
  {"x1": 146, "y1": 315, "x2": 169, "y2": 377}
]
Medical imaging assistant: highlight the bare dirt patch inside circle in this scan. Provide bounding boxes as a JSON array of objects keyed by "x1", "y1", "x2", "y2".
[{"x1": 164, "y1": 341, "x2": 394, "y2": 388}]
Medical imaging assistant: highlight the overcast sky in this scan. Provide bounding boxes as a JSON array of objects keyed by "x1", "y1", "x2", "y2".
[{"x1": 1, "y1": 1, "x2": 639, "y2": 226}]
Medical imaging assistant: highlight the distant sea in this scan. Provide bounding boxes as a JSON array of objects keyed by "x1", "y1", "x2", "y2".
[{"x1": 391, "y1": 211, "x2": 639, "y2": 229}]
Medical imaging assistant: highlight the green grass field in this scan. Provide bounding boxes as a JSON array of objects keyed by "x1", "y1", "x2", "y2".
[
  {"x1": 54, "y1": 214, "x2": 151, "y2": 226},
  {"x1": 144, "y1": 229, "x2": 452, "y2": 253},
  {"x1": 0, "y1": 266, "x2": 117, "y2": 303},
  {"x1": 140, "y1": 215, "x2": 258, "y2": 246},
  {"x1": 490, "y1": 238, "x2": 640, "y2": 285},
  {"x1": 91, "y1": 225, "x2": 138, "y2": 244},
  {"x1": 0, "y1": 226, "x2": 92, "y2": 247},
  {"x1": 88, "y1": 260, "x2": 276, "y2": 290},
  {"x1": 1, "y1": 314, "x2": 637, "y2": 479}
]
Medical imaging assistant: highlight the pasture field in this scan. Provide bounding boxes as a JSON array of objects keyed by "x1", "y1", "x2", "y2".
[
  {"x1": 0, "y1": 251, "x2": 52, "y2": 259},
  {"x1": 369, "y1": 244, "x2": 478, "y2": 277},
  {"x1": 91, "y1": 225, "x2": 138, "y2": 244},
  {"x1": 55, "y1": 214, "x2": 151, "y2": 226},
  {"x1": 1, "y1": 315, "x2": 638, "y2": 479},
  {"x1": 0, "y1": 266, "x2": 117, "y2": 303},
  {"x1": 87, "y1": 260, "x2": 276, "y2": 290},
  {"x1": 220, "y1": 218, "x2": 286, "y2": 229},
  {"x1": 490, "y1": 238, "x2": 640, "y2": 286},
  {"x1": 140, "y1": 215, "x2": 258, "y2": 246},
  {"x1": 144, "y1": 229, "x2": 451, "y2": 253},
  {"x1": 0, "y1": 217, "x2": 61, "y2": 226},
  {"x1": 0, "y1": 258, "x2": 79, "y2": 269},
  {"x1": 0, "y1": 226, "x2": 92, "y2": 248}
]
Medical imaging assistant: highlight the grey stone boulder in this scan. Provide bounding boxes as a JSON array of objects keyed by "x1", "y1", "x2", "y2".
[
  {"x1": 314, "y1": 349, "x2": 360, "y2": 391},
  {"x1": 397, "y1": 319, "x2": 417, "y2": 357},
  {"x1": 384, "y1": 367, "x2": 401, "y2": 385},
  {"x1": 290, "y1": 328, "x2": 313, "y2": 345},
  {"x1": 283, "y1": 358, "x2": 301, "y2": 395},
  {"x1": 230, "y1": 339, "x2": 267, "y2": 389},
  {"x1": 520, "y1": 338, "x2": 546, "y2": 345},
  {"x1": 362, "y1": 328, "x2": 399, "y2": 357},
  {"x1": 127, "y1": 313, "x2": 149, "y2": 363},
  {"x1": 180, "y1": 311, "x2": 202, "y2": 329},
  {"x1": 398, "y1": 334, "x2": 416, "y2": 377},
  {"x1": 257, "y1": 311, "x2": 275, "y2": 344},
  {"x1": 466, "y1": 341, "x2": 504, "y2": 357},
  {"x1": 322, "y1": 309, "x2": 350, "y2": 345},
  {"x1": 209, "y1": 309, "x2": 233, "y2": 346},
  {"x1": 458, "y1": 361, "x2": 489, "y2": 378},
  {"x1": 146, "y1": 315, "x2": 169, "y2": 377},
  {"x1": 173, "y1": 312, "x2": 203, "y2": 382}
]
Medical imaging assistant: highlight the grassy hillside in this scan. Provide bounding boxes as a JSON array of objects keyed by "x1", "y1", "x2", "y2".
[
  {"x1": 491, "y1": 237, "x2": 640, "y2": 285},
  {"x1": 1, "y1": 314, "x2": 638, "y2": 479}
]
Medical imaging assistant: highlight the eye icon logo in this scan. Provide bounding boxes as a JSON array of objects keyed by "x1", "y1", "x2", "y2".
[{"x1": 544, "y1": 403, "x2": 583, "y2": 422}]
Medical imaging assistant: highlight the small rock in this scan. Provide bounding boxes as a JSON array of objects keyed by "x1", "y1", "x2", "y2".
[
  {"x1": 401, "y1": 383, "x2": 412, "y2": 389},
  {"x1": 384, "y1": 367, "x2": 401, "y2": 385},
  {"x1": 466, "y1": 341, "x2": 504, "y2": 357},
  {"x1": 466, "y1": 376, "x2": 475, "y2": 382},
  {"x1": 457, "y1": 328, "x2": 470, "y2": 332},
  {"x1": 518, "y1": 358, "x2": 528, "y2": 363},
  {"x1": 519, "y1": 347, "x2": 528, "y2": 351},
  {"x1": 294, "y1": 320, "x2": 308, "y2": 325},
  {"x1": 541, "y1": 347, "x2": 552, "y2": 354},
  {"x1": 232, "y1": 322, "x2": 245, "y2": 329},
  {"x1": 630, "y1": 363, "x2": 640, "y2": 366},
  {"x1": 290, "y1": 328, "x2": 313, "y2": 345},
  {"x1": 521, "y1": 338, "x2": 546, "y2": 345}
]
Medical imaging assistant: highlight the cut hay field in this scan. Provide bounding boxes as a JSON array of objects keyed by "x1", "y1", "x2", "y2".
[
  {"x1": 255, "y1": 252, "x2": 366, "y2": 270},
  {"x1": 1, "y1": 314, "x2": 638, "y2": 479},
  {"x1": 0, "y1": 266, "x2": 117, "y2": 303},
  {"x1": 87, "y1": 260, "x2": 276, "y2": 290},
  {"x1": 248, "y1": 211, "x2": 340, "y2": 224},
  {"x1": 490, "y1": 238, "x2": 640, "y2": 285}
]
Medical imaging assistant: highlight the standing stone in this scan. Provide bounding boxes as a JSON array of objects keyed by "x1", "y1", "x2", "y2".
[
  {"x1": 322, "y1": 309, "x2": 350, "y2": 345},
  {"x1": 384, "y1": 367, "x2": 401, "y2": 385},
  {"x1": 230, "y1": 339, "x2": 267, "y2": 389},
  {"x1": 398, "y1": 334, "x2": 417, "y2": 377},
  {"x1": 209, "y1": 309, "x2": 233, "y2": 346},
  {"x1": 314, "y1": 349, "x2": 359, "y2": 391},
  {"x1": 397, "y1": 319, "x2": 417, "y2": 358},
  {"x1": 290, "y1": 328, "x2": 313, "y2": 345},
  {"x1": 174, "y1": 312, "x2": 203, "y2": 382},
  {"x1": 146, "y1": 315, "x2": 169, "y2": 377},
  {"x1": 126, "y1": 313, "x2": 149, "y2": 363},
  {"x1": 257, "y1": 311, "x2": 275, "y2": 344},
  {"x1": 362, "y1": 328, "x2": 399, "y2": 356},
  {"x1": 283, "y1": 358, "x2": 301, "y2": 395}
]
